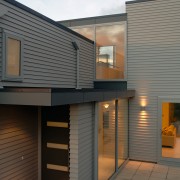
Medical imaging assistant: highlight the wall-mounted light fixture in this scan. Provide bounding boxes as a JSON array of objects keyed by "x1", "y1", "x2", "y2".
[
  {"x1": 140, "y1": 106, "x2": 146, "y2": 111},
  {"x1": 104, "y1": 104, "x2": 109, "y2": 109}
]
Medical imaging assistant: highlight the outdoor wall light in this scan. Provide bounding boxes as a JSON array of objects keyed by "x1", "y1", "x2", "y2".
[
  {"x1": 140, "y1": 106, "x2": 146, "y2": 111},
  {"x1": 72, "y1": 40, "x2": 79, "y2": 50},
  {"x1": 104, "y1": 104, "x2": 109, "y2": 109}
]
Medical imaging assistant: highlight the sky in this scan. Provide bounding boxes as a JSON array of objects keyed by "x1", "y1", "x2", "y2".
[{"x1": 16, "y1": 0, "x2": 133, "y2": 21}]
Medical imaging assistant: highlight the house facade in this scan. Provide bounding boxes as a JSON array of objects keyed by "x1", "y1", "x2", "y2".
[
  {"x1": 0, "y1": 0, "x2": 134, "y2": 180},
  {"x1": 0, "y1": 0, "x2": 180, "y2": 180}
]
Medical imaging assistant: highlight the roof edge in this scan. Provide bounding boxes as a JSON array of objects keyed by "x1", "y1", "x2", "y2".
[
  {"x1": 126, "y1": 0, "x2": 155, "y2": 5},
  {"x1": 59, "y1": 13, "x2": 127, "y2": 23},
  {"x1": 4, "y1": 0, "x2": 94, "y2": 44}
]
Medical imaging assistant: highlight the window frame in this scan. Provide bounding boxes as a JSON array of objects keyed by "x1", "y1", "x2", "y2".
[
  {"x1": 2, "y1": 30, "x2": 24, "y2": 82},
  {"x1": 71, "y1": 21, "x2": 127, "y2": 81}
]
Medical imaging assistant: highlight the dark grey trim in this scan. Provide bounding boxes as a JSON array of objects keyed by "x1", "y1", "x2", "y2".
[
  {"x1": 52, "y1": 89, "x2": 135, "y2": 105},
  {"x1": 0, "y1": 88, "x2": 135, "y2": 106},
  {"x1": 4, "y1": 0, "x2": 94, "y2": 44},
  {"x1": 94, "y1": 81, "x2": 127, "y2": 90},
  {"x1": 59, "y1": 13, "x2": 127, "y2": 27},
  {"x1": 126, "y1": 0, "x2": 155, "y2": 5}
]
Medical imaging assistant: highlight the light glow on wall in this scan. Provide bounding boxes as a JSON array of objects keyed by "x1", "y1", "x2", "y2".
[{"x1": 139, "y1": 96, "x2": 149, "y2": 121}]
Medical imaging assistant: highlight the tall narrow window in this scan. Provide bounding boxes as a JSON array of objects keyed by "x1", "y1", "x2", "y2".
[
  {"x1": 96, "y1": 23, "x2": 126, "y2": 80},
  {"x1": 98, "y1": 101, "x2": 115, "y2": 180},
  {"x1": 7, "y1": 38, "x2": 21, "y2": 76},
  {"x1": 3, "y1": 32, "x2": 23, "y2": 81}
]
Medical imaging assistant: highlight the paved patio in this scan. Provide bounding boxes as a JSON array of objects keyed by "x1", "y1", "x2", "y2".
[{"x1": 115, "y1": 160, "x2": 180, "y2": 180}]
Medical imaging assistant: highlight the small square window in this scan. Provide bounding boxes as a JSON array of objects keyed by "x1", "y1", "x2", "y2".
[{"x1": 3, "y1": 31, "x2": 23, "y2": 81}]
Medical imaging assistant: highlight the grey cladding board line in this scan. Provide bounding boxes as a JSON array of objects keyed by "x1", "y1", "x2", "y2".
[
  {"x1": 0, "y1": 105, "x2": 38, "y2": 180},
  {"x1": 127, "y1": 0, "x2": 180, "y2": 162},
  {"x1": 0, "y1": 0, "x2": 94, "y2": 88},
  {"x1": 126, "y1": 0, "x2": 155, "y2": 4},
  {"x1": 70, "y1": 103, "x2": 94, "y2": 180}
]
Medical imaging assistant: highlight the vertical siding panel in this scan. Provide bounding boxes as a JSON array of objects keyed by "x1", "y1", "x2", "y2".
[
  {"x1": 0, "y1": 105, "x2": 38, "y2": 179},
  {"x1": 127, "y1": 0, "x2": 180, "y2": 162},
  {"x1": 70, "y1": 103, "x2": 93, "y2": 180}
]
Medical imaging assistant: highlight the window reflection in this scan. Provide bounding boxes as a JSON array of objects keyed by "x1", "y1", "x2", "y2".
[
  {"x1": 72, "y1": 26, "x2": 94, "y2": 41},
  {"x1": 96, "y1": 24, "x2": 125, "y2": 79},
  {"x1": 97, "y1": 46, "x2": 115, "y2": 68},
  {"x1": 118, "y1": 99, "x2": 128, "y2": 167},
  {"x1": 71, "y1": 22, "x2": 126, "y2": 80},
  {"x1": 98, "y1": 101, "x2": 115, "y2": 180}
]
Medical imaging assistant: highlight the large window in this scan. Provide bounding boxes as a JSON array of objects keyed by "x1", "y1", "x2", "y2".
[
  {"x1": 118, "y1": 99, "x2": 128, "y2": 167},
  {"x1": 3, "y1": 32, "x2": 23, "y2": 81},
  {"x1": 98, "y1": 99, "x2": 128, "y2": 180},
  {"x1": 72, "y1": 22, "x2": 126, "y2": 80},
  {"x1": 72, "y1": 26, "x2": 94, "y2": 41},
  {"x1": 161, "y1": 102, "x2": 180, "y2": 159},
  {"x1": 98, "y1": 101, "x2": 115, "y2": 180},
  {"x1": 96, "y1": 23, "x2": 126, "y2": 80}
]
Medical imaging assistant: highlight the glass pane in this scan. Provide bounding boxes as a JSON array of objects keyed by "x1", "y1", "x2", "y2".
[
  {"x1": 162, "y1": 103, "x2": 180, "y2": 158},
  {"x1": 72, "y1": 26, "x2": 94, "y2": 41},
  {"x1": 98, "y1": 101, "x2": 115, "y2": 180},
  {"x1": 97, "y1": 46, "x2": 115, "y2": 67},
  {"x1": 118, "y1": 99, "x2": 128, "y2": 167},
  {"x1": 96, "y1": 23, "x2": 125, "y2": 79},
  {"x1": 7, "y1": 38, "x2": 21, "y2": 76}
]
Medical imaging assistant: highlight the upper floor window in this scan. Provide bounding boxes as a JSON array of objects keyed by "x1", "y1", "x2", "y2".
[
  {"x1": 96, "y1": 23, "x2": 126, "y2": 80},
  {"x1": 3, "y1": 32, "x2": 23, "y2": 81},
  {"x1": 72, "y1": 22, "x2": 126, "y2": 80},
  {"x1": 72, "y1": 26, "x2": 94, "y2": 41}
]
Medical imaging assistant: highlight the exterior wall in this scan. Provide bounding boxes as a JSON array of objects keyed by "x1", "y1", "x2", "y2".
[
  {"x1": 0, "y1": 0, "x2": 94, "y2": 88},
  {"x1": 0, "y1": 28, "x2": 2, "y2": 78},
  {"x1": 70, "y1": 103, "x2": 94, "y2": 180},
  {"x1": 0, "y1": 105, "x2": 38, "y2": 179},
  {"x1": 127, "y1": 0, "x2": 180, "y2": 162}
]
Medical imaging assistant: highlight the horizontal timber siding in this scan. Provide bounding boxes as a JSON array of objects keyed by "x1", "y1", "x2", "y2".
[
  {"x1": 0, "y1": 105, "x2": 38, "y2": 180},
  {"x1": 70, "y1": 103, "x2": 94, "y2": 180},
  {"x1": 127, "y1": 0, "x2": 180, "y2": 162},
  {"x1": 0, "y1": 0, "x2": 94, "y2": 88}
]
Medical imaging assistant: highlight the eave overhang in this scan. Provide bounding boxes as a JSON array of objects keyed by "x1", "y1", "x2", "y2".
[{"x1": 0, "y1": 88, "x2": 135, "y2": 106}]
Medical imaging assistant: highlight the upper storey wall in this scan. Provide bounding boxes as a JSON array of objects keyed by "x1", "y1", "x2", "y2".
[{"x1": 0, "y1": 0, "x2": 94, "y2": 88}]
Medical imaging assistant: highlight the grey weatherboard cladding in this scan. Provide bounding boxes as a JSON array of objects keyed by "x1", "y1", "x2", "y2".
[
  {"x1": 70, "y1": 103, "x2": 94, "y2": 180},
  {"x1": 0, "y1": 0, "x2": 94, "y2": 88},
  {"x1": 127, "y1": 0, "x2": 180, "y2": 162}
]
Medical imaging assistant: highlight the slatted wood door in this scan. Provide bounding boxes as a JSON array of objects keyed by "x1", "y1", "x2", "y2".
[{"x1": 42, "y1": 105, "x2": 70, "y2": 180}]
